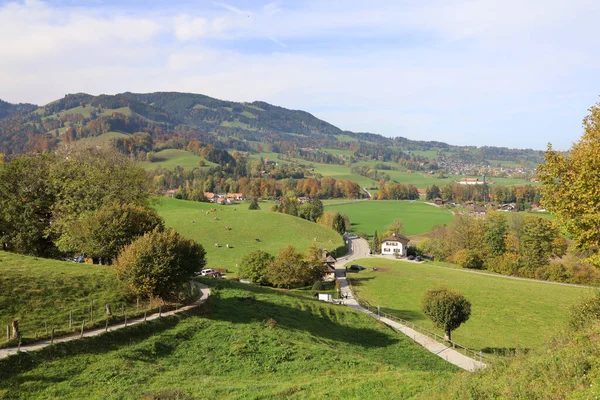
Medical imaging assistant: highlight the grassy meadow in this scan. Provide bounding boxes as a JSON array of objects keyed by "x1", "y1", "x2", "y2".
[
  {"x1": 325, "y1": 200, "x2": 453, "y2": 237},
  {"x1": 0, "y1": 251, "x2": 128, "y2": 345},
  {"x1": 346, "y1": 258, "x2": 593, "y2": 352},
  {"x1": 154, "y1": 198, "x2": 345, "y2": 273},
  {"x1": 0, "y1": 280, "x2": 458, "y2": 399},
  {"x1": 139, "y1": 149, "x2": 215, "y2": 171}
]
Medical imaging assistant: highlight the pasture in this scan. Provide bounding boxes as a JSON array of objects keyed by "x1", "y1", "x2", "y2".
[
  {"x1": 0, "y1": 280, "x2": 457, "y2": 399},
  {"x1": 347, "y1": 258, "x2": 592, "y2": 351},
  {"x1": 325, "y1": 200, "x2": 453, "y2": 237},
  {"x1": 154, "y1": 198, "x2": 344, "y2": 273},
  {"x1": 0, "y1": 251, "x2": 128, "y2": 346},
  {"x1": 139, "y1": 149, "x2": 215, "y2": 171}
]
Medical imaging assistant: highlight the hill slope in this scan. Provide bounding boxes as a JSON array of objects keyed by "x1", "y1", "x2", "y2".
[{"x1": 0, "y1": 280, "x2": 458, "y2": 399}]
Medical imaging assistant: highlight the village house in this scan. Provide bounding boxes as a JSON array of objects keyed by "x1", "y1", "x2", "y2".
[
  {"x1": 204, "y1": 192, "x2": 217, "y2": 202},
  {"x1": 298, "y1": 196, "x2": 311, "y2": 204},
  {"x1": 320, "y1": 249, "x2": 337, "y2": 281},
  {"x1": 166, "y1": 189, "x2": 178, "y2": 198},
  {"x1": 500, "y1": 203, "x2": 516, "y2": 212},
  {"x1": 381, "y1": 233, "x2": 410, "y2": 257},
  {"x1": 433, "y1": 197, "x2": 444, "y2": 206},
  {"x1": 458, "y1": 177, "x2": 486, "y2": 185}
]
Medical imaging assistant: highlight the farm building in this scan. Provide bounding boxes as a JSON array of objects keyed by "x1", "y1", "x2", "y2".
[{"x1": 381, "y1": 234, "x2": 410, "y2": 257}]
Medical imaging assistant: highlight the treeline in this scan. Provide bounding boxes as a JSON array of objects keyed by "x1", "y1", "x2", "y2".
[
  {"x1": 376, "y1": 181, "x2": 419, "y2": 200},
  {"x1": 351, "y1": 165, "x2": 391, "y2": 182},
  {"x1": 418, "y1": 212, "x2": 600, "y2": 285},
  {"x1": 425, "y1": 183, "x2": 541, "y2": 206}
]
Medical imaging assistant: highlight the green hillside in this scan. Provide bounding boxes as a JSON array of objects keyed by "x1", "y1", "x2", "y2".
[
  {"x1": 139, "y1": 149, "x2": 215, "y2": 170},
  {"x1": 0, "y1": 251, "x2": 127, "y2": 345},
  {"x1": 325, "y1": 200, "x2": 453, "y2": 237},
  {"x1": 154, "y1": 198, "x2": 345, "y2": 272},
  {"x1": 347, "y1": 258, "x2": 592, "y2": 351},
  {"x1": 0, "y1": 280, "x2": 457, "y2": 399}
]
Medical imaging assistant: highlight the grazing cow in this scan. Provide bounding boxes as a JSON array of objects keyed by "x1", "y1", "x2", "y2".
[
  {"x1": 214, "y1": 217, "x2": 218, "y2": 220},
  {"x1": 191, "y1": 220, "x2": 196, "y2": 224},
  {"x1": 214, "y1": 243, "x2": 219, "y2": 247},
  {"x1": 226, "y1": 244, "x2": 229, "y2": 248},
  {"x1": 254, "y1": 238, "x2": 260, "y2": 242}
]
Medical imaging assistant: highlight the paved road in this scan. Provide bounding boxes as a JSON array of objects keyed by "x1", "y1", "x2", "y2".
[
  {"x1": 0, "y1": 282, "x2": 210, "y2": 360},
  {"x1": 335, "y1": 235, "x2": 486, "y2": 372}
]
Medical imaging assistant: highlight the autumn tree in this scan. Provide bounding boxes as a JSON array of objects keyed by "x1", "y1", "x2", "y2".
[
  {"x1": 115, "y1": 228, "x2": 206, "y2": 299},
  {"x1": 483, "y1": 210, "x2": 508, "y2": 257},
  {"x1": 239, "y1": 250, "x2": 274, "y2": 285},
  {"x1": 304, "y1": 245, "x2": 329, "y2": 283},
  {"x1": 421, "y1": 287, "x2": 471, "y2": 341},
  {"x1": 56, "y1": 203, "x2": 164, "y2": 264},
  {"x1": 426, "y1": 185, "x2": 442, "y2": 200},
  {"x1": 538, "y1": 102, "x2": 600, "y2": 266},
  {"x1": 386, "y1": 220, "x2": 405, "y2": 237},
  {"x1": 269, "y1": 245, "x2": 311, "y2": 288}
]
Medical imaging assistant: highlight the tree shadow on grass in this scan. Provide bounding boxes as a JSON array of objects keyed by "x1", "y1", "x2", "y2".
[{"x1": 202, "y1": 289, "x2": 398, "y2": 349}]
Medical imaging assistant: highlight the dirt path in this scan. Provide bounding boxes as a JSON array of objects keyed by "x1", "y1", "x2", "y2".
[{"x1": 0, "y1": 282, "x2": 210, "y2": 360}]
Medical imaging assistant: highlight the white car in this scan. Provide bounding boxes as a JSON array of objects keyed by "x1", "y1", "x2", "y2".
[{"x1": 200, "y1": 268, "x2": 216, "y2": 276}]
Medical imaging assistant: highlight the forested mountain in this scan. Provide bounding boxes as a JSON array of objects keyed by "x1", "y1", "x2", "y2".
[{"x1": 0, "y1": 92, "x2": 546, "y2": 166}]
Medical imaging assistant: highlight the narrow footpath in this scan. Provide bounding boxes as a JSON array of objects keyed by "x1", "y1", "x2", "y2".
[
  {"x1": 0, "y1": 282, "x2": 210, "y2": 360},
  {"x1": 336, "y1": 235, "x2": 486, "y2": 372}
]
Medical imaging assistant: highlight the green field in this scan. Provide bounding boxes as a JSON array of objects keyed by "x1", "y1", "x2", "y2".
[
  {"x1": 0, "y1": 280, "x2": 457, "y2": 399},
  {"x1": 140, "y1": 149, "x2": 215, "y2": 171},
  {"x1": 154, "y1": 198, "x2": 345, "y2": 272},
  {"x1": 347, "y1": 258, "x2": 592, "y2": 351},
  {"x1": 0, "y1": 251, "x2": 129, "y2": 345},
  {"x1": 325, "y1": 200, "x2": 453, "y2": 236}
]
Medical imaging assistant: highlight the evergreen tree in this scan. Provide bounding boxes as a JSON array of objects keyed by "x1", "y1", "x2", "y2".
[
  {"x1": 332, "y1": 213, "x2": 346, "y2": 235},
  {"x1": 372, "y1": 230, "x2": 380, "y2": 254}
]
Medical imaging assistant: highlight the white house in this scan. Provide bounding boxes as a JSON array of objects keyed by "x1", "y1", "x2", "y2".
[{"x1": 381, "y1": 233, "x2": 410, "y2": 257}]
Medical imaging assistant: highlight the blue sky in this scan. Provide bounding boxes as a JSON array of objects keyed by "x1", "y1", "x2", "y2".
[{"x1": 1, "y1": 0, "x2": 599, "y2": 150}]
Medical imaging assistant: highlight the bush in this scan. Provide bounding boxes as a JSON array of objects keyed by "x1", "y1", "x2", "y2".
[
  {"x1": 115, "y1": 228, "x2": 206, "y2": 299},
  {"x1": 248, "y1": 199, "x2": 260, "y2": 210},
  {"x1": 312, "y1": 281, "x2": 325, "y2": 291}
]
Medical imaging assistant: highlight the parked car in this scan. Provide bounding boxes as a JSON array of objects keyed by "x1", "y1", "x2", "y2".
[
  {"x1": 199, "y1": 268, "x2": 216, "y2": 276},
  {"x1": 415, "y1": 256, "x2": 422, "y2": 262},
  {"x1": 407, "y1": 255, "x2": 415, "y2": 261},
  {"x1": 349, "y1": 264, "x2": 365, "y2": 271}
]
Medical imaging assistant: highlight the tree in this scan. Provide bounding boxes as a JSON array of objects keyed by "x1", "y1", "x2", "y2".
[
  {"x1": 483, "y1": 210, "x2": 508, "y2": 257},
  {"x1": 239, "y1": 250, "x2": 274, "y2": 285},
  {"x1": 538, "y1": 102, "x2": 600, "y2": 265},
  {"x1": 386, "y1": 220, "x2": 405, "y2": 237},
  {"x1": 56, "y1": 203, "x2": 164, "y2": 264},
  {"x1": 519, "y1": 216, "x2": 566, "y2": 270},
  {"x1": 332, "y1": 213, "x2": 346, "y2": 235},
  {"x1": 269, "y1": 245, "x2": 311, "y2": 288},
  {"x1": 248, "y1": 198, "x2": 260, "y2": 210},
  {"x1": 115, "y1": 228, "x2": 206, "y2": 299},
  {"x1": 371, "y1": 230, "x2": 380, "y2": 254},
  {"x1": 426, "y1": 185, "x2": 442, "y2": 201},
  {"x1": 0, "y1": 154, "x2": 57, "y2": 255},
  {"x1": 304, "y1": 245, "x2": 328, "y2": 283},
  {"x1": 421, "y1": 287, "x2": 471, "y2": 341}
]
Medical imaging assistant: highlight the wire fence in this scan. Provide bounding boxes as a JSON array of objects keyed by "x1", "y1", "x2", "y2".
[
  {"x1": 1, "y1": 282, "x2": 198, "y2": 349},
  {"x1": 347, "y1": 286, "x2": 488, "y2": 363}
]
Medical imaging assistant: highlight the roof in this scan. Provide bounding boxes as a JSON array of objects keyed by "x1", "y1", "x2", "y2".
[
  {"x1": 382, "y1": 234, "x2": 410, "y2": 243},
  {"x1": 321, "y1": 249, "x2": 337, "y2": 264}
]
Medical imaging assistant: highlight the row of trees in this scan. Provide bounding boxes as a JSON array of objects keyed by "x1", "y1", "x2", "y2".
[
  {"x1": 425, "y1": 183, "x2": 540, "y2": 206},
  {"x1": 416, "y1": 212, "x2": 600, "y2": 284},
  {"x1": 238, "y1": 246, "x2": 328, "y2": 288},
  {"x1": 376, "y1": 181, "x2": 420, "y2": 200}
]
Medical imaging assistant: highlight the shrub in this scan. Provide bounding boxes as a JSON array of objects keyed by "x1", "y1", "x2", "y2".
[
  {"x1": 312, "y1": 281, "x2": 325, "y2": 291},
  {"x1": 115, "y1": 228, "x2": 206, "y2": 299}
]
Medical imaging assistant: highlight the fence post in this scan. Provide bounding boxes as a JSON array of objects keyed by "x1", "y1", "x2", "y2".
[
  {"x1": 90, "y1": 300, "x2": 94, "y2": 322},
  {"x1": 144, "y1": 311, "x2": 147, "y2": 322},
  {"x1": 124, "y1": 314, "x2": 127, "y2": 327},
  {"x1": 121, "y1": 303, "x2": 124, "y2": 316},
  {"x1": 136, "y1": 297, "x2": 139, "y2": 313},
  {"x1": 377, "y1": 305, "x2": 380, "y2": 319},
  {"x1": 105, "y1": 318, "x2": 109, "y2": 333},
  {"x1": 6, "y1": 325, "x2": 9, "y2": 342},
  {"x1": 17, "y1": 334, "x2": 21, "y2": 352},
  {"x1": 69, "y1": 310, "x2": 72, "y2": 329},
  {"x1": 80, "y1": 321, "x2": 84, "y2": 338},
  {"x1": 50, "y1": 328, "x2": 54, "y2": 344},
  {"x1": 159, "y1": 305, "x2": 162, "y2": 317}
]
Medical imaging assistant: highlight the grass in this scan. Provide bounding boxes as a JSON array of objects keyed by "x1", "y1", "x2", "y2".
[
  {"x1": 77, "y1": 131, "x2": 130, "y2": 147},
  {"x1": 139, "y1": 149, "x2": 215, "y2": 171},
  {"x1": 0, "y1": 251, "x2": 128, "y2": 345},
  {"x1": 0, "y1": 280, "x2": 457, "y2": 399},
  {"x1": 347, "y1": 258, "x2": 593, "y2": 352},
  {"x1": 154, "y1": 198, "x2": 345, "y2": 273},
  {"x1": 325, "y1": 200, "x2": 453, "y2": 236}
]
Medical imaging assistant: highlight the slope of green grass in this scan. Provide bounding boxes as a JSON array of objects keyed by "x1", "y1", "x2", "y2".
[
  {"x1": 0, "y1": 251, "x2": 127, "y2": 345},
  {"x1": 154, "y1": 198, "x2": 345, "y2": 273},
  {"x1": 0, "y1": 280, "x2": 457, "y2": 399},
  {"x1": 347, "y1": 258, "x2": 593, "y2": 351},
  {"x1": 325, "y1": 200, "x2": 452, "y2": 236},
  {"x1": 140, "y1": 149, "x2": 215, "y2": 171}
]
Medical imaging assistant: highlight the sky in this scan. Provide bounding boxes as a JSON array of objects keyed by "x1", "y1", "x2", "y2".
[{"x1": 1, "y1": 0, "x2": 599, "y2": 150}]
